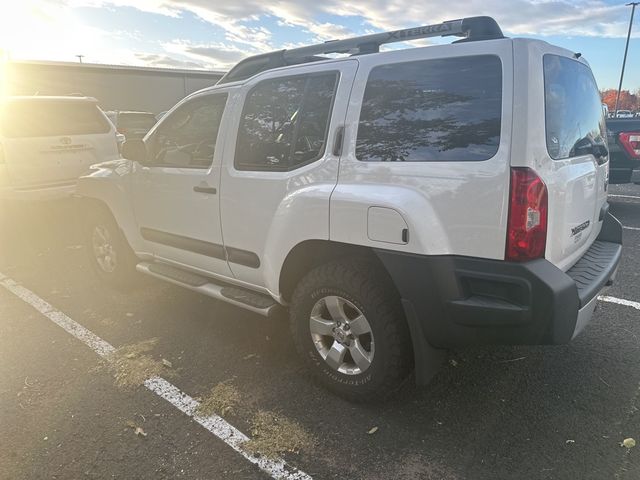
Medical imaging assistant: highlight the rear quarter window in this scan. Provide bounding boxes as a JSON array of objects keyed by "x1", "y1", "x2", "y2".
[
  {"x1": 118, "y1": 113, "x2": 157, "y2": 130},
  {"x1": 543, "y1": 55, "x2": 606, "y2": 160},
  {"x1": 1, "y1": 101, "x2": 111, "y2": 138},
  {"x1": 356, "y1": 55, "x2": 502, "y2": 162}
]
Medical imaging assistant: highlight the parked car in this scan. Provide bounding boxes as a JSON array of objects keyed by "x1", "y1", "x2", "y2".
[
  {"x1": 0, "y1": 96, "x2": 119, "y2": 201},
  {"x1": 607, "y1": 118, "x2": 640, "y2": 184},
  {"x1": 616, "y1": 110, "x2": 634, "y2": 118},
  {"x1": 104, "y1": 110, "x2": 157, "y2": 140},
  {"x1": 75, "y1": 16, "x2": 621, "y2": 402}
]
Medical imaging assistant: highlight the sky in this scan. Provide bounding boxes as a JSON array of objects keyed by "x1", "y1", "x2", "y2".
[{"x1": 0, "y1": 0, "x2": 639, "y2": 90}]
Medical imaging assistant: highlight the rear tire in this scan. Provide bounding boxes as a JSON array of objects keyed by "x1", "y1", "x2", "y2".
[
  {"x1": 83, "y1": 205, "x2": 138, "y2": 290},
  {"x1": 289, "y1": 258, "x2": 413, "y2": 402}
]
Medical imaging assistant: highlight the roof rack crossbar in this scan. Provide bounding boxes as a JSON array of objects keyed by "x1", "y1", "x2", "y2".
[
  {"x1": 217, "y1": 16, "x2": 503, "y2": 84},
  {"x1": 282, "y1": 19, "x2": 464, "y2": 59}
]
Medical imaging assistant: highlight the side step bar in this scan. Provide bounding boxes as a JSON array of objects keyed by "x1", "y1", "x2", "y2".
[{"x1": 136, "y1": 262, "x2": 282, "y2": 318}]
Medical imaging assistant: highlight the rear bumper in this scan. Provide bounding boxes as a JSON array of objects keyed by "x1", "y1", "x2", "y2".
[
  {"x1": 0, "y1": 181, "x2": 77, "y2": 201},
  {"x1": 375, "y1": 213, "x2": 622, "y2": 352},
  {"x1": 632, "y1": 168, "x2": 640, "y2": 184}
]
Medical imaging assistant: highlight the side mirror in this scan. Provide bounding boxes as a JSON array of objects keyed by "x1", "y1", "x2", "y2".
[
  {"x1": 573, "y1": 137, "x2": 608, "y2": 160},
  {"x1": 122, "y1": 139, "x2": 148, "y2": 164},
  {"x1": 592, "y1": 143, "x2": 609, "y2": 160}
]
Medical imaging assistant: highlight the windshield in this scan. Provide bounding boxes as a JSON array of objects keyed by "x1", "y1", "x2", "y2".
[{"x1": 544, "y1": 54, "x2": 606, "y2": 160}]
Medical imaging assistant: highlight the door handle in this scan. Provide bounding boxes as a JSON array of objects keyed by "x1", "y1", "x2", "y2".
[{"x1": 193, "y1": 185, "x2": 217, "y2": 194}]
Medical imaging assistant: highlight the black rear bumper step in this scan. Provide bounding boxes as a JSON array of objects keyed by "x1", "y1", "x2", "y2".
[{"x1": 566, "y1": 240, "x2": 622, "y2": 307}]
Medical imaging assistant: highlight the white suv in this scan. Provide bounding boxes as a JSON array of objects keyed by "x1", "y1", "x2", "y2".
[
  {"x1": 76, "y1": 17, "x2": 622, "y2": 402},
  {"x1": 0, "y1": 96, "x2": 119, "y2": 201}
]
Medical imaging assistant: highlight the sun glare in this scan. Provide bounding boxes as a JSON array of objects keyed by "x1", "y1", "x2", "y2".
[
  {"x1": 0, "y1": 49, "x2": 6, "y2": 99},
  {"x1": 0, "y1": 1, "x2": 102, "y2": 63}
]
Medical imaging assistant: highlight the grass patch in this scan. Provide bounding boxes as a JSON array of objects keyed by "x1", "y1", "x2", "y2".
[
  {"x1": 105, "y1": 338, "x2": 169, "y2": 388},
  {"x1": 196, "y1": 380, "x2": 241, "y2": 417},
  {"x1": 244, "y1": 410, "x2": 313, "y2": 458}
]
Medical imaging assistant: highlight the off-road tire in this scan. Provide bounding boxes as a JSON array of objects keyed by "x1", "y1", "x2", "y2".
[{"x1": 290, "y1": 258, "x2": 413, "y2": 402}]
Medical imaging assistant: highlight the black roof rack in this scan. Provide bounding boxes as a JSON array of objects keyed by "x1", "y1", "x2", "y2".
[{"x1": 217, "y1": 16, "x2": 504, "y2": 85}]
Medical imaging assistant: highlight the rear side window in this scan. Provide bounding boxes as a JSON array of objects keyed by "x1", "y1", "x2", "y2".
[
  {"x1": 235, "y1": 72, "x2": 338, "y2": 171},
  {"x1": 1, "y1": 101, "x2": 111, "y2": 138},
  {"x1": 356, "y1": 55, "x2": 502, "y2": 162},
  {"x1": 544, "y1": 55, "x2": 606, "y2": 160},
  {"x1": 118, "y1": 113, "x2": 157, "y2": 130}
]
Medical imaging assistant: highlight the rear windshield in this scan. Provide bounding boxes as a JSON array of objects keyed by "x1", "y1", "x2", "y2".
[
  {"x1": 356, "y1": 55, "x2": 503, "y2": 162},
  {"x1": 118, "y1": 113, "x2": 157, "y2": 130},
  {"x1": 1, "y1": 101, "x2": 111, "y2": 138},
  {"x1": 543, "y1": 55, "x2": 606, "y2": 160}
]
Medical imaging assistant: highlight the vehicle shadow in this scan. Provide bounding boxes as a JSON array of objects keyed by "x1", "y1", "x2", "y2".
[{"x1": 609, "y1": 199, "x2": 640, "y2": 229}]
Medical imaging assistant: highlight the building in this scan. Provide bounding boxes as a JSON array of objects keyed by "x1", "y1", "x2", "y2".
[{"x1": 5, "y1": 60, "x2": 225, "y2": 114}]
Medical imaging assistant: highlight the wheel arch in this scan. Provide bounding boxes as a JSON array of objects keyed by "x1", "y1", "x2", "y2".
[
  {"x1": 75, "y1": 167, "x2": 145, "y2": 253},
  {"x1": 279, "y1": 239, "x2": 392, "y2": 302},
  {"x1": 280, "y1": 239, "x2": 446, "y2": 386},
  {"x1": 76, "y1": 195, "x2": 137, "y2": 251}
]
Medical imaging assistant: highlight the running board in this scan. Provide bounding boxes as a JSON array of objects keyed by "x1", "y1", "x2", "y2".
[{"x1": 136, "y1": 262, "x2": 281, "y2": 318}]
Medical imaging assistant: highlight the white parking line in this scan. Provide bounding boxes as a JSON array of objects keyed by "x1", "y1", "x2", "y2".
[
  {"x1": 623, "y1": 226, "x2": 640, "y2": 231},
  {"x1": 609, "y1": 194, "x2": 640, "y2": 200},
  {"x1": 0, "y1": 273, "x2": 312, "y2": 480},
  {"x1": 599, "y1": 295, "x2": 640, "y2": 311}
]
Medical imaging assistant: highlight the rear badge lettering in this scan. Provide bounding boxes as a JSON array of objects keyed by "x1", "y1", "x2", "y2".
[{"x1": 571, "y1": 220, "x2": 590, "y2": 237}]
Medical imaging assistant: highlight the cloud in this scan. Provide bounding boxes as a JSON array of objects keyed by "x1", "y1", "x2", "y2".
[
  {"x1": 162, "y1": 40, "x2": 247, "y2": 68},
  {"x1": 8, "y1": 0, "x2": 640, "y2": 73},
  {"x1": 144, "y1": 0, "x2": 638, "y2": 74},
  {"x1": 129, "y1": 0, "x2": 637, "y2": 40},
  {"x1": 35, "y1": 0, "x2": 640, "y2": 42},
  {"x1": 134, "y1": 52, "x2": 204, "y2": 68},
  {"x1": 181, "y1": 46, "x2": 244, "y2": 65}
]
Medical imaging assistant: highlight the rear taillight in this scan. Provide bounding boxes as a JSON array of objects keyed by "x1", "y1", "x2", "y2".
[
  {"x1": 619, "y1": 132, "x2": 640, "y2": 159},
  {"x1": 506, "y1": 167, "x2": 548, "y2": 262}
]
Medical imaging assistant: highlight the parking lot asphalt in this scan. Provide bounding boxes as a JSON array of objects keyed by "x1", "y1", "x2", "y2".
[{"x1": 1, "y1": 185, "x2": 639, "y2": 480}]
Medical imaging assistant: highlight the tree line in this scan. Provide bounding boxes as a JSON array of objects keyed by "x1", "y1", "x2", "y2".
[{"x1": 600, "y1": 89, "x2": 639, "y2": 112}]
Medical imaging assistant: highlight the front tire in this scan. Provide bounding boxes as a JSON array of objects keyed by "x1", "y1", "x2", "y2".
[
  {"x1": 84, "y1": 205, "x2": 138, "y2": 289},
  {"x1": 290, "y1": 259, "x2": 413, "y2": 402}
]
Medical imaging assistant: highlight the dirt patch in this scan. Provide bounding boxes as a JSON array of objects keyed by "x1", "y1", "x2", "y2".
[
  {"x1": 244, "y1": 410, "x2": 313, "y2": 458},
  {"x1": 104, "y1": 338, "x2": 169, "y2": 388},
  {"x1": 196, "y1": 380, "x2": 241, "y2": 417}
]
